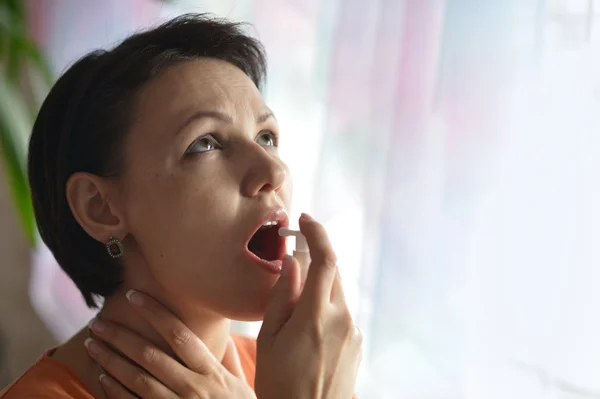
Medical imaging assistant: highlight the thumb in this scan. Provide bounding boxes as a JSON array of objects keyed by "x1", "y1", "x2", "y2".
[{"x1": 259, "y1": 255, "x2": 301, "y2": 339}]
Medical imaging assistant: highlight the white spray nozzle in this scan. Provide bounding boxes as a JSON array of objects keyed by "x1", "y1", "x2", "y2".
[{"x1": 278, "y1": 228, "x2": 308, "y2": 253}]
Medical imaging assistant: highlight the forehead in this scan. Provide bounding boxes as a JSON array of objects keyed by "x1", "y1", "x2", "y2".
[{"x1": 134, "y1": 58, "x2": 265, "y2": 120}]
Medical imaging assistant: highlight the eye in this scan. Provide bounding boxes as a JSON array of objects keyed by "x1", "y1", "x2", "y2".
[
  {"x1": 256, "y1": 130, "x2": 278, "y2": 147},
  {"x1": 185, "y1": 134, "x2": 222, "y2": 155}
]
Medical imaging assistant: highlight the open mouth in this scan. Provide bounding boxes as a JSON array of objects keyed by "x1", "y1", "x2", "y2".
[{"x1": 247, "y1": 221, "x2": 286, "y2": 262}]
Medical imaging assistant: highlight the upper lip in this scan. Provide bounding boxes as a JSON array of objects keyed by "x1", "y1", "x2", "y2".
[{"x1": 245, "y1": 206, "x2": 290, "y2": 245}]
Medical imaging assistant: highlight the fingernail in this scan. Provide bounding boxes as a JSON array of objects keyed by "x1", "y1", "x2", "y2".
[
  {"x1": 99, "y1": 373, "x2": 111, "y2": 388},
  {"x1": 126, "y1": 289, "x2": 144, "y2": 306},
  {"x1": 88, "y1": 318, "x2": 106, "y2": 333},
  {"x1": 281, "y1": 255, "x2": 294, "y2": 276},
  {"x1": 84, "y1": 338, "x2": 101, "y2": 355},
  {"x1": 300, "y1": 213, "x2": 313, "y2": 221}
]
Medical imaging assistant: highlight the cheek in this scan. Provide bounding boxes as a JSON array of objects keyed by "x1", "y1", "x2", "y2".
[
  {"x1": 124, "y1": 173, "x2": 248, "y2": 309},
  {"x1": 123, "y1": 170, "x2": 237, "y2": 269},
  {"x1": 118, "y1": 157, "x2": 292, "y2": 316}
]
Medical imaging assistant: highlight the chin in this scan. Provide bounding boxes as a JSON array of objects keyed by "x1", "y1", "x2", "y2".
[
  {"x1": 219, "y1": 297, "x2": 269, "y2": 322},
  {"x1": 232, "y1": 313, "x2": 265, "y2": 323},
  {"x1": 224, "y1": 309, "x2": 266, "y2": 323}
]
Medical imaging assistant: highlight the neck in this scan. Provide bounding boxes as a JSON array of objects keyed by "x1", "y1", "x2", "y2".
[
  {"x1": 98, "y1": 285, "x2": 232, "y2": 364},
  {"x1": 51, "y1": 251, "x2": 232, "y2": 399},
  {"x1": 97, "y1": 243, "x2": 232, "y2": 363}
]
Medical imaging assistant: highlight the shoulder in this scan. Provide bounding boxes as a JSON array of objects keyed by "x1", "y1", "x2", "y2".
[{"x1": 0, "y1": 351, "x2": 94, "y2": 399}]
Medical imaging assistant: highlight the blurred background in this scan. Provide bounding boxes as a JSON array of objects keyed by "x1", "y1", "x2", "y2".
[{"x1": 2, "y1": 0, "x2": 600, "y2": 397}]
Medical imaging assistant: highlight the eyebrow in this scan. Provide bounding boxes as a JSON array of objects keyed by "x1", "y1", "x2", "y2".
[{"x1": 175, "y1": 110, "x2": 276, "y2": 136}]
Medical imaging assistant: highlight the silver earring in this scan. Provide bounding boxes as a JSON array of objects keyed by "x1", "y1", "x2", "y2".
[{"x1": 105, "y1": 237, "x2": 124, "y2": 258}]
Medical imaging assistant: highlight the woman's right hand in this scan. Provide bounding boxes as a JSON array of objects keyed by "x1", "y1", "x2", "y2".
[{"x1": 255, "y1": 213, "x2": 362, "y2": 399}]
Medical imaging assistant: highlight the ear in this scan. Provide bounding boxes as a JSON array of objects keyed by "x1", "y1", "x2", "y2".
[{"x1": 66, "y1": 172, "x2": 127, "y2": 244}]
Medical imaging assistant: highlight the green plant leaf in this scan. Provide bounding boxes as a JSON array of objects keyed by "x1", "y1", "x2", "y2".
[
  {"x1": 4, "y1": 0, "x2": 25, "y2": 28},
  {"x1": 6, "y1": 34, "x2": 22, "y2": 82},
  {"x1": 0, "y1": 0, "x2": 54, "y2": 247},
  {"x1": 13, "y1": 34, "x2": 53, "y2": 85},
  {"x1": 0, "y1": 73, "x2": 36, "y2": 245}
]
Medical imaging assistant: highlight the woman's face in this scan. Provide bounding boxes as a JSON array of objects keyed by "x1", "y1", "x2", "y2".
[{"x1": 117, "y1": 58, "x2": 292, "y2": 320}]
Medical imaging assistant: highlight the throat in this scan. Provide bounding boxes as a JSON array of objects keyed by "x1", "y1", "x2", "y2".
[{"x1": 98, "y1": 289, "x2": 233, "y2": 364}]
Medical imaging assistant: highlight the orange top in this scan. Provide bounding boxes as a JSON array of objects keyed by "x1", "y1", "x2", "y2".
[{"x1": 0, "y1": 335, "x2": 257, "y2": 398}]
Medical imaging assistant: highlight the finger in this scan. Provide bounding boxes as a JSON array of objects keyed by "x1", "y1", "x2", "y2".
[
  {"x1": 221, "y1": 336, "x2": 246, "y2": 381},
  {"x1": 89, "y1": 318, "x2": 191, "y2": 393},
  {"x1": 298, "y1": 213, "x2": 339, "y2": 305},
  {"x1": 126, "y1": 290, "x2": 219, "y2": 374},
  {"x1": 99, "y1": 373, "x2": 137, "y2": 399},
  {"x1": 330, "y1": 268, "x2": 345, "y2": 305},
  {"x1": 85, "y1": 338, "x2": 177, "y2": 399},
  {"x1": 259, "y1": 254, "x2": 301, "y2": 339}
]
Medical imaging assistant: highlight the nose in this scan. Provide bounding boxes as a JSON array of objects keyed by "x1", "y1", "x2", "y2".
[{"x1": 240, "y1": 145, "x2": 288, "y2": 198}]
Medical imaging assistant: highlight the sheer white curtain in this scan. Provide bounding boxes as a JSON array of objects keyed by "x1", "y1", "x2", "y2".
[{"x1": 466, "y1": 2, "x2": 600, "y2": 396}]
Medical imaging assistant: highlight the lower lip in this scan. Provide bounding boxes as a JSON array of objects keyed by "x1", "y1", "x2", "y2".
[{"x1": 244, "y1": 249, "x2": 283, "y2": 274}]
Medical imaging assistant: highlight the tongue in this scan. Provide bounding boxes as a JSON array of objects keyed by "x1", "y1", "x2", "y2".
[{"x1": 249, "y1": 225, "x2": 279, "y2": 261}]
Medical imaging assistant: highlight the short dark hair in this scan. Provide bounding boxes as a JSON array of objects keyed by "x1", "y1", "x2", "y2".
[{"x1": 28, "y1": 13, "x2": 267, "y2": 308}]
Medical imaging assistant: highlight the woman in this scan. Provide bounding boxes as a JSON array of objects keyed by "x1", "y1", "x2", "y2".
[{"x1": 0, "y1": 13, "x2": 361, "y2": 399}]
